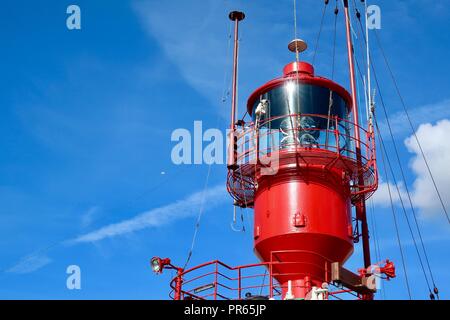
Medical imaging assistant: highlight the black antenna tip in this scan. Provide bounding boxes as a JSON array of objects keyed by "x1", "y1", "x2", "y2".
[{"x1": 229, "y1": 11, "x2": 245, "y2": 21}]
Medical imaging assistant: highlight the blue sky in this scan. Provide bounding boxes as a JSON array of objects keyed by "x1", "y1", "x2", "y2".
[{"x1": 0, "y1": 0, "x2": 449, "y2": 299}]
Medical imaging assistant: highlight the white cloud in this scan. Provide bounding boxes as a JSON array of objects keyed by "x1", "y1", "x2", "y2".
[
  {"x1": 377, "y1": 233, "x2": 450, "y2": 251},
  {"x1": 405, "y1": 119, "x2": 450, "y2": 219},
  {"x1": 3, "y1": 185, "x2": 227, "y2": 275},
  {"x1": 81, "y1": 206, "x2": 101, "y2": 228},
  {"x1": 378, "y1": 99, "x2": 450, "y2": 136},
  {"x1": 70, "y1": 184, "x2": 227, "y2": 243},
  {"x1": 131, "y1": 0, "x2": 314, "y2": 117},
  {"x1": 132, "y1": 0, "x2": 231, "y2": 115},
  {"x1": 7, "y1": 254, "x2": 52, "y2": 274},
  {"x1": 371, "y1": 180, "x2": 408, "y2": 208}
]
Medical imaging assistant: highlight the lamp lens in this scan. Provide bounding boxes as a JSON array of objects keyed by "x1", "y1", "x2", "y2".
[{"x1": 151, "y1": 258, "x2": 161, "y2": 272}]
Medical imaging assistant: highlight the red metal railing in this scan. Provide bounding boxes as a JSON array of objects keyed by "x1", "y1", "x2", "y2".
[
  {"x1": 227, "y1": 113, "x2": 377, "y2": 207},
  {"x1": 168, "y1": 257, "x2": 363, "y2": 300}
]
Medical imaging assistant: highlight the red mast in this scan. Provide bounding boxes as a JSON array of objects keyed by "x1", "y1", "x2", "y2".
[
  {"x1": 343, "y1": 0, "x2": 372, "y2": 272},
  {"x1": 227, "y1": 11, "x2": 245, "y2": 170}
]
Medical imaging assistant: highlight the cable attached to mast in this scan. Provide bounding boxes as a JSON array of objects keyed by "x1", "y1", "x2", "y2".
[
  {"x1": 183, "y1": 14, "x2": 239, "y2": 269},
  {"x1": 312, "y1": 0, "x2": 329, "y2": 65},
  {"x1": 371, "y1": 60, "x2": 437, "y2": 300},
  {"x1": 293, "y1": 0, "x2": 300, "y2": 63},
  {"x1": 375, "y1": 121, "x2": 412, "y2": 300},
  {"x1": 331, "y1": 0, "x2": 339, "y2": 80},
  {"x1": 372, "y1": 29, "x2": 442, "y2": 300},
  {"x1": 373, "y1": 29, "x2": 449, "y2": 227},
  {"x1": 350, "y1": 1, "x2": 441, "y2": 299}
]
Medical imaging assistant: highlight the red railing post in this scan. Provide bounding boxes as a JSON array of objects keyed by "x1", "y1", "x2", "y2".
[
  {"x1": 334, "y1": 116, "x2": 340, "y2": 155},
  {"x1": 174, "y1": 268, "x2": 183, "y2": 301},
  {"x1": 269, "y1": 263, "x2": 274, "y2": 299},
  {"x1": 238, "y1": 268, "x2": 242, "y2": 300},
  {"x1": 214, "y1": 262, "x2": 219, "y2": 300}
]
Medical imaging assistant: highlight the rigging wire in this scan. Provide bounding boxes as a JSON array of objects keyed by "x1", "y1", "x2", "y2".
[
  {"x1": 182, "y1": 18, "x2": 234, "y2": 270},
  {"x1": 371, "y1": 29, "x2": 441, "y2": 299},
  {"x1": 368, "y1": 198, "x2": 385, "y2": 300},
  {"x1": 372, "y1": 66, "x2": 435, "y2": 299},
  {"x1": 1, "y1": 164, "x2": 190, "y2": 274},
  {"x1": 373, "y1": 29, "x2": 449, "y2": 226},
  {"x1": 348, "y1": 0, "x2": 368, "y2": 128},
  {"x1": 0, "y1": 240, "x2": 62, "y2": 274},
  {"x1": 182, "y1": 160, "x2": 214, "y2": 270},
  {"x1": 353, "y1": 0, "x2": 370, "y2": 124},
  {"x1": 368, "y1": 202, "x2": 379, "y2": 262},
  {"x1": 363, "y1": 0, "x2": 373, "y2": 121},
  {"x1": 312, "y1": 0, "x2": 329, "y2": 65},
  {"x1": 325, "y1": 0, "x2": 340, "y2": 143},
  {"x1": 293, "y1": 0, "x2": 300, "y2": 63},
  {"x1": 331, "y1": 0, "x2": 339, "y2": 80},
  {"x1": 259, "y1": 269, "x2": 268, "y2": 296},
  {"x1": 375, "y1": 121, "x2": 412, "y2": 299},
  {"x1": 362, "y1": 57, "x2": 434, "y2": 296},
  {"x1": 347, "y1": 6, "x2": 386, "y2": 298},
  {"x1": 351, "y1": 2, "x2": 440, "y2": 299}
]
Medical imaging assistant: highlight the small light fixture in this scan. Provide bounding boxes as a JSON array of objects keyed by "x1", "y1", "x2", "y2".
[
  {"x1": 150, "y1": 257, "x2": 179, "y2": 275},
  {"x1": 151, "y1": 257, "x2": 163, "y2": 273}
]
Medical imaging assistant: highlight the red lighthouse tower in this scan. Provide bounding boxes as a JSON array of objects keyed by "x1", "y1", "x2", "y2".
[
  {"x1": 228, "y1": 57, "x2": 376, "y2": 299},
  {"x1": 152, "y1": 3, "x2": 395, "y2": 300}
]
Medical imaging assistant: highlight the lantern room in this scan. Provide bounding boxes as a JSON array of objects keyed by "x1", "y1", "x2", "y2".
[{"x1": 247, "y1": 61, "x2": 353, "y2": 155}]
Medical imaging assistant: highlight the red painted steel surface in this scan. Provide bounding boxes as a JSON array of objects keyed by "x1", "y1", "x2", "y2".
[
  {"x1": 224, "y1": 59, "x2": 377, "y2": 299},
  {"x1": 242, "y1": 62, "x2": 362, "y2": 298},
  {"x1": 253, "y1": 159, "x2": 354, "y2": 297},
  {"x1": 173, "y1": 61, "x2": 381, "y2": 299}
]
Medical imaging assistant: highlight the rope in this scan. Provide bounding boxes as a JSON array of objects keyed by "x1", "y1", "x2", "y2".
[
  {"x1": 1, "y1": 164, "x2": 190, "y2": 274},
  {"x1": 374, "y1": 29, "x2": 449, "y2": 226},
  {"x1": 368, "y1": 198, "x2": 386, "y2": 300},
  {"x1": 182, "y1": 159, "x2": 214, "y2": 270},
  {"x1": 325, "y1": 1, "x2": 339, "y2": 144},
  {"x1": 331, "y1": 1, "x2": 339, "y2": 80},
  {"x1": 183, "y1": 17, "x2": 234, "y2": 270},
  {"x1": 351, "y1": 10, "x2": 440, "y2": 298},
  {"x1": 363, "y1": 0, "x2": 372, "y2": 121},
  {"x1": 259, "y1": 269, "x2": 268, "y2": 296},
  {"x1": 371, "y1": 65, "x2": 435, "y2": 298},
  {"x1": 349, "y1": 3, "x2": 439, "y2": 298},
  {"x1": 372, "y1": 29, "x2": 441, "y2": 299},
  {"x1": 312, "y1": 1, "x2": 329, "y2": 65},
  {"x1": 293, "y1": 0, "x2": 299, "y2": 63},
  {"x1": 375, "y1": 121, "x2": 412, "y2": 299},
  {"x1": 368, "y1": 202, "x2": 379, "y2": 263}
]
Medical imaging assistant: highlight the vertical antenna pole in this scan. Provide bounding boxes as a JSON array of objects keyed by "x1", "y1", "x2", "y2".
[
  {"x1": 343, "y1": 0, "x2": 361, "y2": 137},
  {"x1": 227, "y1": 11, "x2": 245, "y2": 169},
  {"x1": 293, "y1": 0, "x2": 300, "y2": 63},
  {"x1": 365, "y1": 0, "x2": 372, "y2": 113},
  {"x1": 343, "y1": 0, "x2": 372, "y2": 274}
]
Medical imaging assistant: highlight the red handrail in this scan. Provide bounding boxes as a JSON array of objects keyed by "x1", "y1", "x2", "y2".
[
  {"x1": 227, "y1": 113, "x2": 378, "y2": 207},
  {"x1": 168, "y1": 250, "x2": 368, "y2": 300}
]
